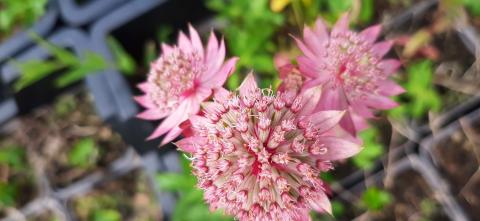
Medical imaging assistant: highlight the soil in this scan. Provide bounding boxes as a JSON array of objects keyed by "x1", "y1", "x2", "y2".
[
  {"x1": 70, "y1": 169, "x2": 162, "y2": 221},
  {"x1": 16, "y1": 91, "x2": 128, "y2": 189},
  {"x1": 432, "y1": 119, "x2": 480, "y2": 219},
  {"x1": 0, "y1": 141, "x2": 37, "y2": 218},
  {"x1": 368, "y1": 170, "x2": 449, "y2": 221}
]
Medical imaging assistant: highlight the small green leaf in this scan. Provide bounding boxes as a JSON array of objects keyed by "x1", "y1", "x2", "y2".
[
  {"x1": 92, "y1": 209, "x2": 121, "y2": 221},
  {"x1": 107, "y1": 36, "x2": 137, "y2": 76},
  {"x1": 0, "y1": 182, "x2": 17, "y2": 207},
  {"x1": 155, "y1": 173, "x2": 196, "y2": 192},
  {"x1": 352, "y1": 128, "x2": 384, "y2": 170},
  {"x1": 30, "y1": 32, "x2": 78, "y2": 65},
  {"x1": 0, "y1": 145, "x2": 26, "y2": 171},
  {"x1": 13, "y1": 60, "x2": 64, "y2": 91},
  {"x1": 360, "y1": 187, "x2": 392, "y2": 211},
  {"x1": 67, "y1": 138, "x2": 98, "y2": 168}
]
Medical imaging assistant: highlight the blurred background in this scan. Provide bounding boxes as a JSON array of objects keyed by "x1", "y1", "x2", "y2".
[{"x1": 0, "y1": 0, "x2": 480, "y2": 220}]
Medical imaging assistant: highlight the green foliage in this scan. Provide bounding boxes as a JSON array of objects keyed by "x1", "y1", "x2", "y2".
[
  {"x1": 0, "y1": 0, "x2": 48, "y2": 39},
  {"x1": 0, "y1": 182, "x2": 17, "y2": 207},
  {"x1": 352, "y1": 127, "x2": 384, "y2": 170},
  {"x1": 14, "y1": 33, "x2": 107, "y2": 91},
  {"x1": 314, "y1": 0, "x2": 374, "y2": 25},
  {"x1": 156, "y1": 156, "x2": 233, "y2": 221},
  {"x1": 360, "y1": 187, "x2": 392, "y2": 211},
  {"x1": 206, "y1": 0, "x2": 285, "y2": 89},
  {"x1": 54, "y1": 95, "x2": 77, "y2": 116},
  {"x1": 464, "y1": 0, "x2": 480, "y2": 16},
  {"x1": 92, "y1": 209, "x2": 122, "y2": 221},
  {"x1": 389, "y1": 60, "x2": 441, "y2": 119},
  {"x1": 107, "y1": 36, "x2": 137, "y2": 76},
  {"x1": 67, "y1": 138, "x2": 99, "y2": 168},
  {"x1": 0, "y1": 145, "x2": 25, "y2": 171}
]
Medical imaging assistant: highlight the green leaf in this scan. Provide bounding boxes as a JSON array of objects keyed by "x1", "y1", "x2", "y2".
[
  {"x1": 92, "y1": 209, "x2": 121, "y2": 221},
  {"x1": 0, "y1": 145, "x2": 26, "y2": 171},
  {"x1": 13, "y1": 60, "x2": 64, "y2": 91},
  {"x1": 67, "y1": 138, "x2": 98, "y2": 168},
  {"x1": 360, "y1": 187, "x2": 392, "y2": 211},
  {"x1": 107, "y1": 36, "x2": 137, "y2": 76},
  {"x1": 29, "y1": 32, "x2": 78, "y2": 65},
  {"x1": 55, "y1": 51, "x2": 107, "y2": 88},
  {"x1": 352, "y1": 128, "x2": 384, "y2": 170},
  {"x1": 358, "y1": 0, "x2": 374, "y2": 24},
  {"x1": 0, "y1": 182, "x2": 17, "y2": 207},
  {"x1": 173, "y1": 189, "x2": 232, "y2": 221},
  {"x1": 155, "y1": 173, "x2": 196, "y2": 192}
]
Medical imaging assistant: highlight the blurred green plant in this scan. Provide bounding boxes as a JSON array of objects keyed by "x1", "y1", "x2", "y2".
[
  {"x1": 352, "y1": 127, "x2": 384, "y2": 170},
  {"x1": 0, "y1": 0, "x2": 48, "y2": 39},
  {"x1": 389, "y1": 60, "x2": 441, "y2": 119},
  {"x1": 13, "y1": 33, "x2": 107, "y2": 91},
  {"x1": 463, "y1": 0, "x2": 480, "y2": 16},
  {"x1": 359, "y1": 187, "x2": 392, "y2": 211},
  {"x1": 156, "y1": 156, "x2": 233, "y2": 221},
  {"x1": 92, "y1": 209, "x2": 121, "y2": 221},
  {"x1": 54, "y1": 94, "x2": 77, "y2": 117},
  {"x1": 0, "y1": 145, "x2": 27, "y2": 207},
  {"x1": 75, "y1": 194, "x2": 122, "y2": 221},
  {"x1": 67, "y1": 138, "x2": 99, "y2": 168},
  {"x1": 206, "y1": 0, "x2": 285, "y2": 89},
  {"x1": 107, "y1": 36, "x2": 137, "y2": 76}
]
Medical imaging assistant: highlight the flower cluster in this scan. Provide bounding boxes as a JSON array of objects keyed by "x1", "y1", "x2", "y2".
[{"x1": 136, "y1": 14, "x2": 403, "y2": 221}]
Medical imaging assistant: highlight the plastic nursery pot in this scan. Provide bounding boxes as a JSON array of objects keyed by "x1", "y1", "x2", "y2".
[
  {"x1": 57, "y1": 0, "x2": 130, "y2": 26},
  {"x1": 420, "y1": 108, "x2": 480, "y2": 220},
  {"x1": 67, "y1": 169, "x2": 163, "y2": 221},
  {"x1": 0, "y1": 127, "x2": 40, "y2": 219},
  {"x1": 0, "y1": 0, "x2": 58, "y2": 64},
  {"x1": 328, "y1": 155, "x2": 467, "y2": 221}
]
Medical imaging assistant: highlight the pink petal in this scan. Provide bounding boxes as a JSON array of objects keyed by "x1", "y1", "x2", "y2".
[
  {"x1": 332, "y1": 13, "x2": 350, "y2": 36},
  {"x1": 206, "y1": 32, "x2": 219, "y2": 65},
  {"x1": 378, "y1": 59, "x2": 401, "y2": 75},
  {"x1": 175, "y1": 136, "x2": 207, "y2": 153},
  {"x1": 371, "y1": 40, "x2": 393, "y2": 58},
  {"x1": 213, "y1": 87, "x2": 231, "y2": 103},
  {"x1": 313, "y1": 136, "x2": 362, "y2": 161},
  {"x1": 315, "y1": 86, "x2": 341, "y2": 111},
  {"x1": 303, "y1": 27, "x2": 323, "y2": 55},
  {"x1": 364, "y1": 94, "x2": 398, "y2": 110},
  {"x1": 137, "y1": 109, "x2": 169, "y2": 120},
  {"x1": 134, "y1": 95, "x2": 155, "y2": 109},
  {"x1": 378, "y1": 80, "x2": 405, "y2": 96},
  {"x1": 239, "y1": 72, "x2": 258, "y2": 98},
  {"x1": 193, "y1": 86, "x2": 212, "y2": 103},
  {"x1": 351, "y1": 112, "x2": 369, "y2": 132},
  {"x1": 339, "y1": 111, "x2": 357, "y2": 136},
  {"x1": 274, "y1": 53, "x2": 290, "y2": 70},
  {"x1": 188, "y1": 24, "x2": 204, "y2": 56},
  {"x1": 298, "y1": 85, "x2": 322, "y2": 116},
  {"x1": 160, "y1": 126, "x2": 184, "y2": 146},
  {"x1": 309, "y1": 191, "x2": 332, "y2": 214},
  {"x1": 178, "y1": 32, "x2": 193, "y2": 53},
  {"x1": 294, "y1": 37, "x2": 317, "y2": 61},
  {"x1": 201, "y1": 57, "x2": 238, "y2": 88},
  {"x1": 137, "y1": 82, "x2": 150, "y2": 93},
  {"x1": 146, "y1": 101, "x2": 191, "y2": 140},
  {"x1": 297, "y1": 56, "x2": 320, "y2": 78},
  {"x1": 314, "y1": 18, "x2": 329, "y2": 42},
  {"x1": 360, "y1": 24, "x2": 382, "y2": 43},
  {"x1": 300, "y1": 75, "x2": 329, "y2": 91},
  {"x1": 309, "y1": 110, "x2": 345, "y2": 134},
  {"x1": 350, "y1": 102, "x2": 374, "y2": 118},
  {"x1": 161, "y1": 43, "x2": 173, "y2": 54}
]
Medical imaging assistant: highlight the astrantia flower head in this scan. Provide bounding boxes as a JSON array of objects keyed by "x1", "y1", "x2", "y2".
[
  {"x1": 295, "y1": 14, "x2": 404, "y2": 135},
  {"x1": 136, "y1": 25, "x2": 238, "y2": 145},
  {"x1": 176, "y1": 74, "x2": 362, "y2": 221}
]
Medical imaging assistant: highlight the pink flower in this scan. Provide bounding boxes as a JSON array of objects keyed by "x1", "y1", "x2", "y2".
[
  {"x1": 176, "y1": 73, "x2": 362, "y2": 221},
  {"x1": 295, "y1": 14, "x2": 404, "y2": 135},
  {"x1": 135, "y1": 25, "x2": 238, "y2": 145}
]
